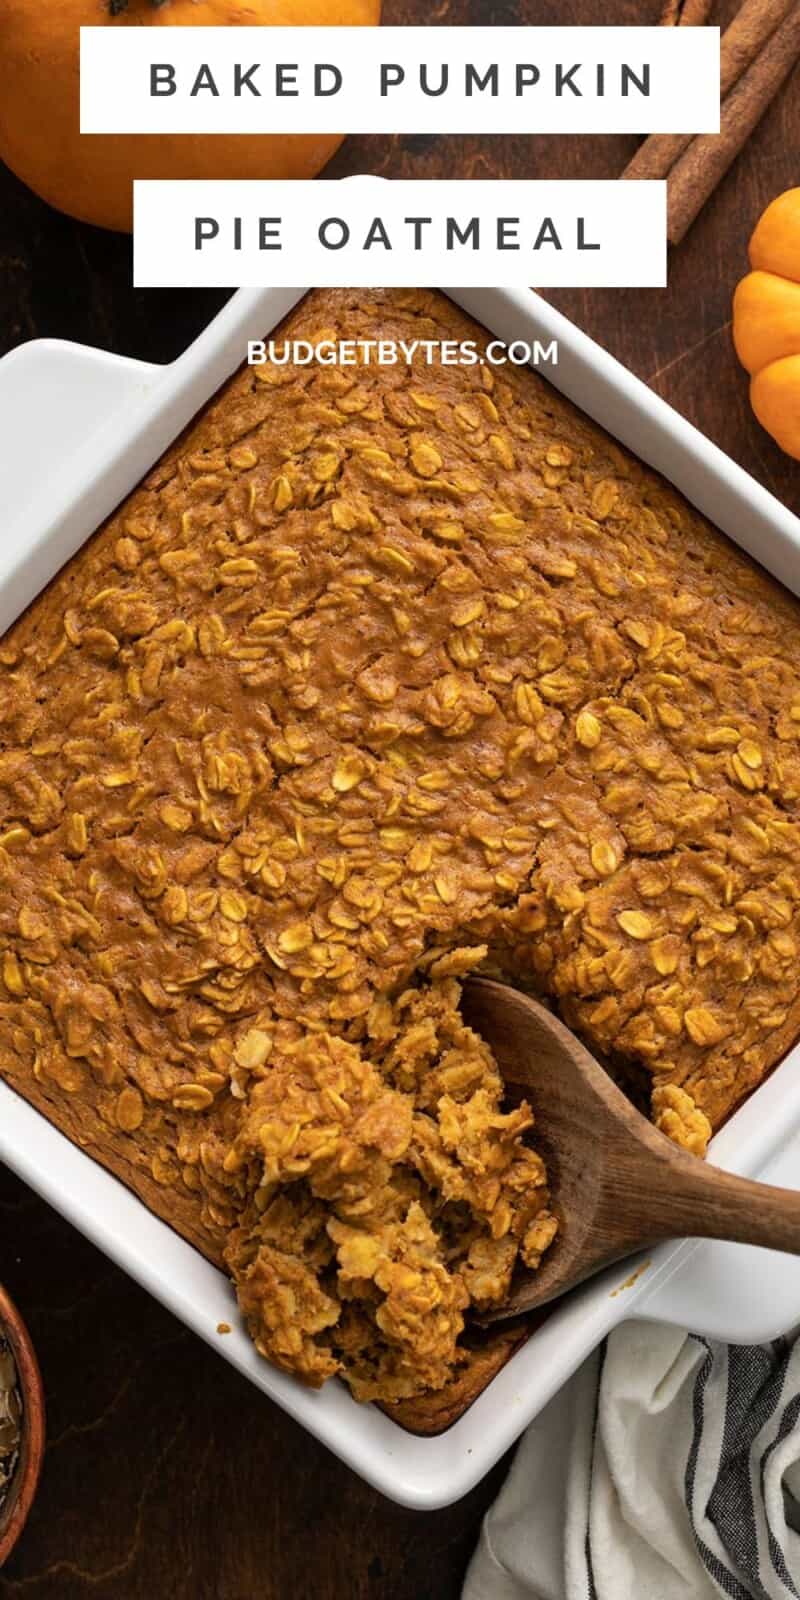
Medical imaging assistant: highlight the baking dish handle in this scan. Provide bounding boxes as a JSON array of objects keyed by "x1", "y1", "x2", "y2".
[
  {"x1": 0, "y1": 338, "x2": 163, "y2": 512},
  {"x1": 628, "y1": 1122, "x2": 800, "y2": 1345},
  {"x1": 628, "y1": 1235, "x2": 800, "y2": 1344}
]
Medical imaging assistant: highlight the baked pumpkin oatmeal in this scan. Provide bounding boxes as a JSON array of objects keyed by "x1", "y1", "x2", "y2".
[{"x1": 2, "y1": 287, "x2": 800, "y2": 1407}]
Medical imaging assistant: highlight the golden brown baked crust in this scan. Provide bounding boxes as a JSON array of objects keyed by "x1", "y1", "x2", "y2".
[
  {"x1": 383, "y1": 1320, "x2": 531, "y2": 1435},
  {"x1": 3, "y1": 286, "x2": 800, "y2": 1416}
]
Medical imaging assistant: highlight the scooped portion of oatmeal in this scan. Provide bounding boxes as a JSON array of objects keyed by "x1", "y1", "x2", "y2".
[{"x1": 224, "y1": 970, "x2": 556, "y2": 1400}]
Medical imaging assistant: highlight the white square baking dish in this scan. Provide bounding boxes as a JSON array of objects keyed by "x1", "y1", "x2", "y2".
[{"x1": 3, "y1": 285, "x2": 800, "y2": 1511}]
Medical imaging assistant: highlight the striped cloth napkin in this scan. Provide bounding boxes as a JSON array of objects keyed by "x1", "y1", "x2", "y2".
[{"x1": 463, "y1": 1321, "x2": 800, "y2": 1600}]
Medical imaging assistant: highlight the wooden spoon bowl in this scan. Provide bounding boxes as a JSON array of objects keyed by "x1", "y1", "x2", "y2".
[
  {"x1": 464, "y1": 977, "x2": 800, "y2": 1321},
  {"x1": 0, "y1": 1286, "x2": 45, "y2": 1568}
]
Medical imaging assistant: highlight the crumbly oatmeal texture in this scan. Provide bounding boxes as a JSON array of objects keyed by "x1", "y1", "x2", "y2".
[{"x1": 2, "y1": 288, "x2": 800, "y2": 1408}]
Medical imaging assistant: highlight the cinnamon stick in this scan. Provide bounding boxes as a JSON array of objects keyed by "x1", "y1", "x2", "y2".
[
  {"x1": 659, "y1": 0, "x2": 714, "y2": 26},
  {"x1": 717, "y1": 0, "x2": 797, "y2": 86},
  {"x1": 667, "y1": 0, "x2": 800, "y2": 242},
  {"x1": 623, "y1": 0, "x2": 796, "y2": 182}
]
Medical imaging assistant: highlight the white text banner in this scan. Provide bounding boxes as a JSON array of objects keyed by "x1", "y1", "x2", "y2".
[
  {"x1": 83, "y1": 26, "x2": 720, "y2": 136},
  {"x1": 132, "y1": 177, "x2": 667, "y2": 289}
]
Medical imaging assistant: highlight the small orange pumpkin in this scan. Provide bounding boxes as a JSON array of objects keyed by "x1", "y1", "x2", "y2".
[
  {"x1": 733, "y1": 188, "x2": 800, "y2": 460},
  {"x1": 0, "y1": 0, "x2": 381, "y2": 234}
]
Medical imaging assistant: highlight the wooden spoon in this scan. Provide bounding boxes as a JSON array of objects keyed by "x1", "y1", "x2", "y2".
[{"x1": 463, "y1": 976, "x2": 800, "y2": 1321}]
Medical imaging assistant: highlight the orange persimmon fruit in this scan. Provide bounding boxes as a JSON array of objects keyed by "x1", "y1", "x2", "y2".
[
  {"x1": 733, "y1": 188, "x2": 800, "y2": 460},
  {"x1": 0, "y1": 0, "x2": 380, "y2": 234}
]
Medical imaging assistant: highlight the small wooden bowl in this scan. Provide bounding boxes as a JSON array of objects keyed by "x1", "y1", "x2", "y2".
[{"x1": 0, "y1": 1286, "x2": 45, "y2": 1568}]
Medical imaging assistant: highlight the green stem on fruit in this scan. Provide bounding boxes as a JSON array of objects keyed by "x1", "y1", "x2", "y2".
[{"x1": 108, "y1": 0, "x2": 169, "y2": 13}]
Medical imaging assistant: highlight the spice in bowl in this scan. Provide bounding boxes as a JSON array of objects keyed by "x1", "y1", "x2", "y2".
[
  {"x1": 0, "y1": 1286, "x2": 45, "y2": 1568},
  {"x1": 0, "y1": 1339, "x2": 21, "y2": 1517}
]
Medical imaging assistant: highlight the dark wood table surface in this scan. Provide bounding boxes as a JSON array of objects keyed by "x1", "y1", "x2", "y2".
[{"x1": 1, "y1": 0, "x2": 798, "y2": 1594}]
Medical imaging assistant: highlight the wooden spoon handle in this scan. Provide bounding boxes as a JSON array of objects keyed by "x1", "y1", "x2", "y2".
[{"x1": 649, "y1": 1156, "x2": 800, "y2": 1256}]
